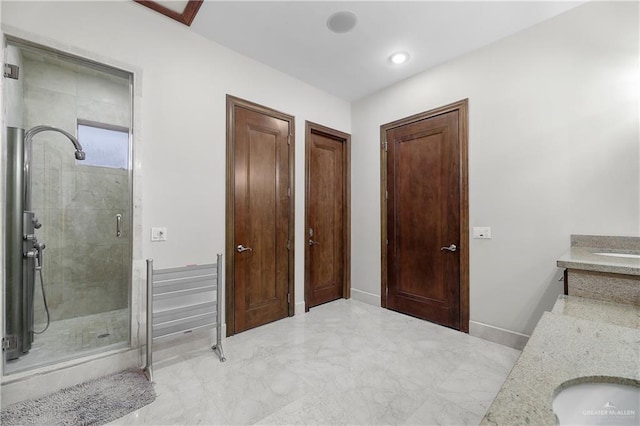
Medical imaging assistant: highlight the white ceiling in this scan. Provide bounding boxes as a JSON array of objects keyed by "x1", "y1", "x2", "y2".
[{"x1": 190, "y1": 1, "x2": 584, "y2": 101}]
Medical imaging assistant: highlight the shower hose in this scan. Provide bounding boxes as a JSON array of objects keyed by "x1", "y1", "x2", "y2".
[{"x1": 32, "y1": 264, "x2": 51, "y2": 334}]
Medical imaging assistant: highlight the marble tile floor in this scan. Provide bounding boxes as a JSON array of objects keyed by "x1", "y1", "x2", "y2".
[
  {"x1": 5, "y1": 308, "x2": 128, "y2": 374},
  {"x1": 114, "y1": 300, "x2": 521, "y2": 425}
]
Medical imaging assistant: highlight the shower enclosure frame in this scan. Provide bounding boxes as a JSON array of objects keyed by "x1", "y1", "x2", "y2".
[{"x1": 2, "y1": 35, "x2": 136, "y2": 375}]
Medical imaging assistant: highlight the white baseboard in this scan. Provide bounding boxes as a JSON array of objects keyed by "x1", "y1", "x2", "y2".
[
  {"x1": 295, "y1": 301, "x2": 305, "y2": 316},
  {"x1": 351, "y1": 288, "x2": 381, "y2": 307},
  {"x1": 469, "y1": 321, "x2": 529, "y2": 350},
  {"x1": 350, "y1": 290, "x2": 527, "y2": 350}
]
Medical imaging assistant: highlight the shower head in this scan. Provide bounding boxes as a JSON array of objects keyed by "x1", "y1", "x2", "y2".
[{"x1": 24, "y1": 125, "x2": 86, "y2": 161}]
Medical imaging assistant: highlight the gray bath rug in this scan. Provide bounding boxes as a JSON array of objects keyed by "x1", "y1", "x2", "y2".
[{"x1": 1, "y1": 369, "x2": 155, "y2": 425}]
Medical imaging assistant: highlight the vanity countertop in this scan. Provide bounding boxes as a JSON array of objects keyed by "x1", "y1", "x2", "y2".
[
  {"x1": 481, "y1": 296, "x2": 640, "y2": 425},
  {"x1": 557, "y1": 234, "x2": 640, "y2": 275},
  {"x1": 552, "y1": 294, "x2": 639, "y2": 329},
  {"x1": 557, "y1": 247, "x2": 640, "y2": 276}
]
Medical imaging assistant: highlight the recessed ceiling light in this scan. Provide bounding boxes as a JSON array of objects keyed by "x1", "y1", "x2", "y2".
[
  {"x1": 390, "y1": 52, "x2": 410, "y2": 65},
  {"x1": 327, "y1": 11, "x2": 357, "y2": 34}
]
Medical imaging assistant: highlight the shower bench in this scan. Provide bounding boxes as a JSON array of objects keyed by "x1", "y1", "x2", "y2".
[{"x1": 144, "y1": 254, "x2": 225, "y2": 382}]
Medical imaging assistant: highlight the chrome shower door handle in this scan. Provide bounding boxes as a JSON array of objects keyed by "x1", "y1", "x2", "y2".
[
  {"x1": 116, "y1": 214, "x2": 122, "y2": 238},
  {"x1": 237, "y1": 244, "x2": 253, "y2": 253},
  {"x1": 440, "y1": 244, "x2": 457, "y2": 252}
]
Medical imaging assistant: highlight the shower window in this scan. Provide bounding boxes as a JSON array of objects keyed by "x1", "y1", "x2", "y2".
[{"x1": 77, "y1": 121, "x2": 129, "y2": 169}]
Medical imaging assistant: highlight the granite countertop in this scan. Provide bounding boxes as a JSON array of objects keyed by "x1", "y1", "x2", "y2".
[
  {"x1": 557, "y1": 247, "x2": 640, "y2": 276},
  {"x1": 481, "y1": 296, "x2": 640, "y2": 425},
  {"x1": 552, "y1": 294, "x2": 639, "y2": 329},
  {"x1": 556, "y1": 235, "x2": 640, "y2": 276}
]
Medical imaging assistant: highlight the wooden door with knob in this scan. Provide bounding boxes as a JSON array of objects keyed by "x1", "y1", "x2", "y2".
[
  {"x1": 226, "y1": 96, "x2": 294, "y2": 335},
  {"x1": 305, "y1": 122, "x2": 351, "y2": 310},
  {"x1": 382, "y1": 100, "x2": 469, "y2": 331}
]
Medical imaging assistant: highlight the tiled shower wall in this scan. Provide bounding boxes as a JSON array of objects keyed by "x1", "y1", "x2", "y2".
[
  {"x1": 5, "y1": 46, "x2": 24, "y2": 128},
  {"x1": 22, "y1": 53, "x2": 131, "y2": 323}
]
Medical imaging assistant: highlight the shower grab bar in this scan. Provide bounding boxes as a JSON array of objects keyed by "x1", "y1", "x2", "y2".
[{"x1": 144, "y1": 254, "x2": 225, "y2": 383}]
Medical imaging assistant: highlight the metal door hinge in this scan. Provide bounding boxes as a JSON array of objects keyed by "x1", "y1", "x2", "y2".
[
  {"x1": 2, "y1": 335, "x2": 17, "y2": 351},
  {"x1": 382, "y1": 141, "x2": 388, "y2": 152},
  {"x1": 287, "y1": 293, "x2": 291, "y2": 304},
  {"x1": 286, "y1": 240, "x2": 291, "y2": 251},
  {"x1": 4, "y1": 64, "x2": 19, "y2": 80},
  {"x1": 385, "y1": 190, "x2": 388, "y2": 200},
  {"x1": 287, "y1": 187, "x2": 291, "y2": 197},
  {"x1": 287, "y1": 135, "x2": 291, "y2": 145}
]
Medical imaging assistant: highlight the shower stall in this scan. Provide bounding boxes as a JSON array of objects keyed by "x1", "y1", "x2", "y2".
[{"x1": 3, "y1": 38, "x2": 133, "y2": 374}]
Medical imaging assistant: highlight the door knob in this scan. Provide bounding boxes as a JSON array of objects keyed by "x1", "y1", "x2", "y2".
[
  {"x1": 308, "y1": 239, "x2": 319, "y2": 246},
  {"x1": 237, "y1": 244, "x2": 253, "y2": 253},
  {"x1": 440, "y1": 244, "x2": 457, "y2": 252}
]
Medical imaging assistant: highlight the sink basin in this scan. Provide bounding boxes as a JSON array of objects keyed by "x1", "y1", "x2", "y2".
[
  {"x1": 553, "y1": 380, "x2": 640, "y2": 425},
  {"x1": 594, "y1": 252, "x2": 640, "y2": 259}
]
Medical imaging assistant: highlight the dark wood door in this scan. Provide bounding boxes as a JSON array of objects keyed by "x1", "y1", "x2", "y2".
[
  {"x1": 385, "y1": 107, "x2": 465, "y2": 330},
  {"x1": 230, "y1": 100, "x2": 292, "y2": 334},
  {"x1": 305, "y1": 123, "x2": 349, "y2": 309}
]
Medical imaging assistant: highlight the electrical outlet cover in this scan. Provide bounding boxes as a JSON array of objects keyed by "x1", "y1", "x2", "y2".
[
  {"x1": 473, "y1": 226, "x2": 492, "y2": 239},
  {"x1": 151, "y1": 227, "x2": 167, "y2": 242}
]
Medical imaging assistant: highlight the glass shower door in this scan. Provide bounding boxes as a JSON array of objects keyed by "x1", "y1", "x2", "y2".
[{"x1": 3, "y1": 39, "x2": 133, "y2": 374}]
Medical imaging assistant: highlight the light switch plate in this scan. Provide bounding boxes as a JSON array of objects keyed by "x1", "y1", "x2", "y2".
[
  {"x1": 151, "y1": 227, "x2": 167, "y2": 242},
  {"x1": 473, "y1": 226, "x2": 491, "y2": 239}
]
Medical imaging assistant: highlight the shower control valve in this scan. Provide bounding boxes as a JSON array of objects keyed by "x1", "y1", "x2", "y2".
[{"x1": 25, "y1": 243, "x2": 46, "y2": 269}]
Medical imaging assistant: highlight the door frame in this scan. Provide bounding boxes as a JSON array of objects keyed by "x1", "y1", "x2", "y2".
[
  {"x1": 379, "y1": 99, "x2": 469, "y2": 332},
  {"x1": 225, "y1": 95, "x2": 295, "y2": 336},
  {"x1": 304, "y1": 121, "x2": 351, "y2": 312}
]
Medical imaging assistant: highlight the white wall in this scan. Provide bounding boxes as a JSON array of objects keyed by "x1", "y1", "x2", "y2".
[
  {"x1": 1, "y1": 1, "x2": 351, "y2": 316},
  {"x1": 351, "y1": 1, "x2": 639, "y2": 335}
]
